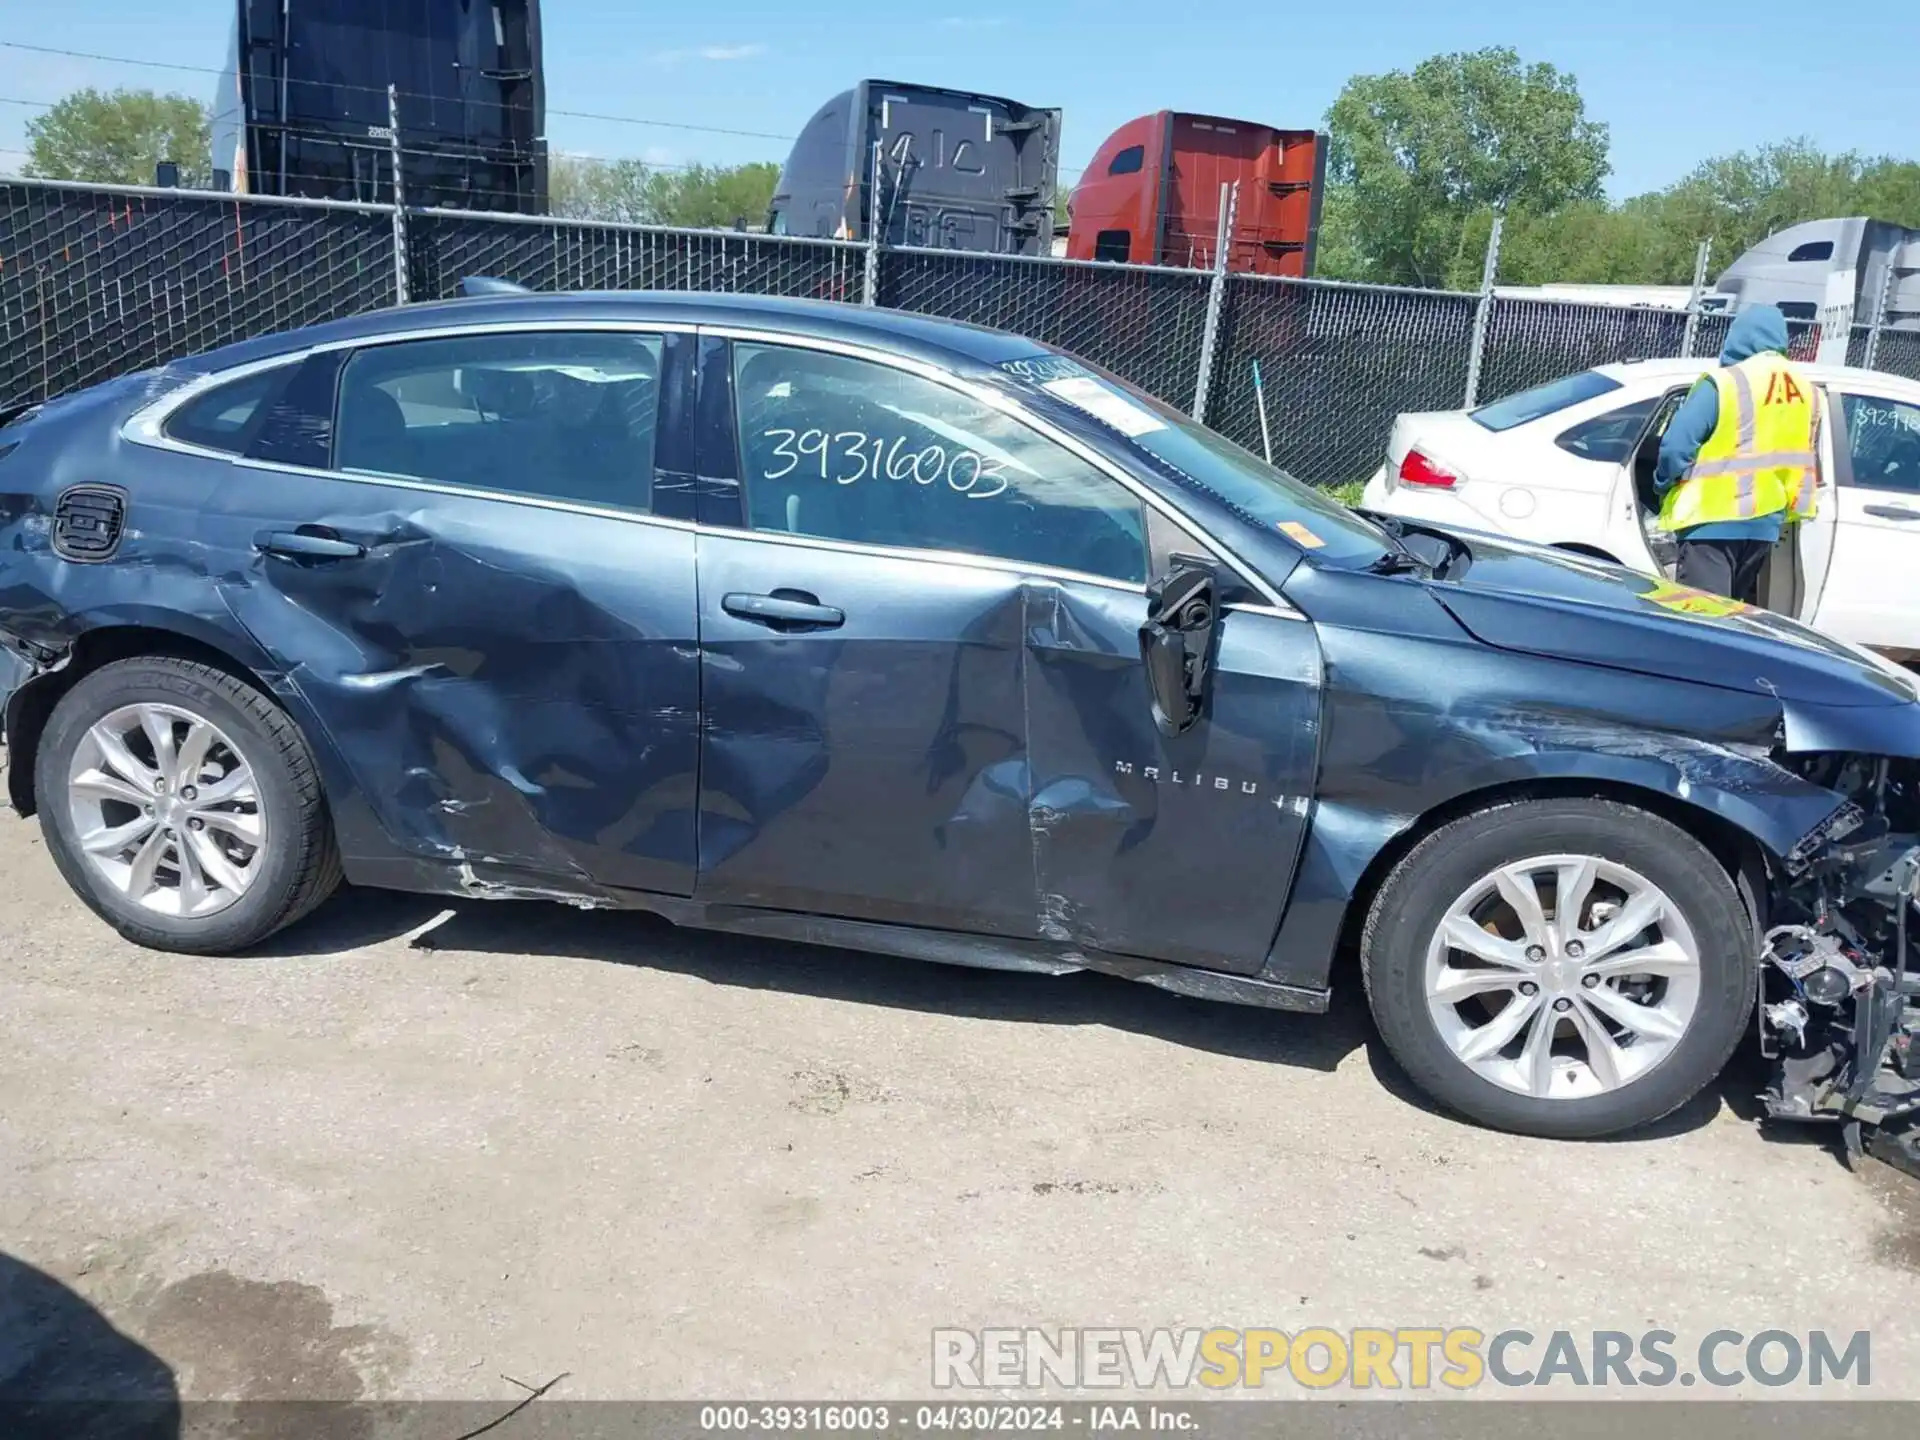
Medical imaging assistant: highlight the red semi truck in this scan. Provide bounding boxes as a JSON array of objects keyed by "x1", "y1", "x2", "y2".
[{"x1": 1065, "y1": 112, "x2": 1329, "y2": 277}]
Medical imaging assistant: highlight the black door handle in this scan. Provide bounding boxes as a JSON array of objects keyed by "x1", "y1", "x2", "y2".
[
  {"x1": 254, "y1": 528, "x2": 366, "y2": 560},
  {"x1": 721, "y1": 591, "x2": 845, "y2": 630},
  {"x1": 1863, "y1": 504, "x2": 1920, "y2": 521}
]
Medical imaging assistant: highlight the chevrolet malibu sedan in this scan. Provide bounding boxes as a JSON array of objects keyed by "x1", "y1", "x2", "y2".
[{"x1": 3, "y1": 290, "x2": 1919, "y2": 1143}]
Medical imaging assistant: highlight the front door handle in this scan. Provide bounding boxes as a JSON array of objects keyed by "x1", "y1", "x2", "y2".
[
  {"x1": 1863, "y1": 504, "x2": 1920, "y2": 521},
  {"x1": 722, "y1": 590, "x2": 845, "y2": 631},
  {"x1": 254, "y1": 528, "x2": 366, "y2": 560}
]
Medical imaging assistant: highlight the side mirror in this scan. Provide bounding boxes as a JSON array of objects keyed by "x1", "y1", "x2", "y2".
[{"x1": 1138, "y1": 557, "x2": 1220, "y2": 735}]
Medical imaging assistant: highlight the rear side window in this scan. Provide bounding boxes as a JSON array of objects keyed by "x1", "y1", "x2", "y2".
[
  {"x1": 1471, "y1": 370, "x2": 1622, "y2": 433},
  {"x1": 1553, "y1": 396, "x2": 1660, "y2": 463},
  {"x1": 1107, "y1": 145, "x2": 1145, "y2": 176},
  {"x1": 1788, "y1": 240, "x2": 1834, "y2": 262},
  {"x1": 333, "y1": 330, "x2": 665, "y2": 511},
  {"x1": 163, "y1": 363, "x2": 299, "y2": 453}
]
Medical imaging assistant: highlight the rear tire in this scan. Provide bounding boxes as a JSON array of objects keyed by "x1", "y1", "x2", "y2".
[
  {"x1": 1361, "y1": 798, "x2": 1753, "y2": 1139},
  {"x1": 35, "y1": 656, "x2": 342, "y2": 954}
]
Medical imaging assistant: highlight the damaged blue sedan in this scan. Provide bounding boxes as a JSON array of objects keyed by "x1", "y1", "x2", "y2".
[{"x1": 4, "y1": 288, "x2": 1920, "y2": 1149}]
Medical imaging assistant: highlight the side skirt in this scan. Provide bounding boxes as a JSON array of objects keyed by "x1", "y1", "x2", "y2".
[{"x1": 346, "y1": 855, "x2": 1332, "y2": 1015}]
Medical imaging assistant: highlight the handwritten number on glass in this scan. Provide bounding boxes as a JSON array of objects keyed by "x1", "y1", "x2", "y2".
[{"x1": 760, "y1": 428, "x2": 1008, "y2": 500}]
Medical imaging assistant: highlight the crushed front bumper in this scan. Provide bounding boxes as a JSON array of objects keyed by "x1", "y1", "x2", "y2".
[{"x1": 1760, "y1": 832, "x2": 1920, "y2": 1175}]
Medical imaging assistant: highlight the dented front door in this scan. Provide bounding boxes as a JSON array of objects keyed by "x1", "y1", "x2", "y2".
[{"x1": 1023, "y1": 582, "x2": 1321, "y2": 973}]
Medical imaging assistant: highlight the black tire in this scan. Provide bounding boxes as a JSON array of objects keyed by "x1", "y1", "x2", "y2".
[
  {"x1": 35, "y1": 656, "x2": 342, "y2": 954},
  {"x1": 1361, "y1": 798, "x2": 1753, "y2": 1139}
]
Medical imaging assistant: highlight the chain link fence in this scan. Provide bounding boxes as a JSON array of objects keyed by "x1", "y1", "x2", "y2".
[
  {"x1": 877, "y1": 246, "x2": 1213, "y2": 407},
  {"x1": 405, "y1": 208, "x2": 865, "y2": 304},
  {"x1": 6, "y1": 176, "x2": 1919, "y2": 491},
  {"x1": 1206, "y1": 277, "x2": 1479, "y2": 485},
  {"x1": 1, "y1": 179, "x2": 396, "y2": 410}
]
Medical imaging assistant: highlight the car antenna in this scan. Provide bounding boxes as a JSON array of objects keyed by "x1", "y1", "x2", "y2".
[{"x1": 459, "y1": 276, "x2": 531, "y2": 297}]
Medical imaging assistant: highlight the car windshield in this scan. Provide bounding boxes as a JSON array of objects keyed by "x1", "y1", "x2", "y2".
[
  {"x1": 997, "y1": 354, "x2": 1394, "y2": 566},
  {"x1": 1470, "y1": 369, "x2": 1622, "y2": 432}
]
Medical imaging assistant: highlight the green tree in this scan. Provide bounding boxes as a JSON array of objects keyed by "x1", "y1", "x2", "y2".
[
  {"x1": 25, "y1": 88, "x2": 212, "y2": 188},
  {"x1": 1324, "y1": 47, "x2": 1610, "y2": 286},
  {"x1": 645, "y1": 161, "x2": 780, "y2": 229},
  {"x1": 546, "y1": 156, "x2": 778, "y2": 229},
  {"x1": 548, "y1": 154, "x2": 656, "y2": 224}
]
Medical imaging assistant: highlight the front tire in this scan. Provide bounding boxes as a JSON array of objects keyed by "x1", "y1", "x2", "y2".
[
  {"x1": 35, "y1": 656, "x2": 342, "y2": 954},
  {"x1": 1361, "y1": 798, "x2": 1753, "y2": 1139}
]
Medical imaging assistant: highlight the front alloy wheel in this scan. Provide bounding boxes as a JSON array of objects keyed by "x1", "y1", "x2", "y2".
[
  {"x1": 1363, "y1": 799, "x2": 1753, "y2": 1138},
  {"x1": 1426, "y1": 855, "x2": 1701, "y2": 1101}
]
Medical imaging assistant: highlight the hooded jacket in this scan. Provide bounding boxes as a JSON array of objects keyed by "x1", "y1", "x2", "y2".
[{"x1": 1653, "y1": 305, "x2": 1795, "y2": 543}]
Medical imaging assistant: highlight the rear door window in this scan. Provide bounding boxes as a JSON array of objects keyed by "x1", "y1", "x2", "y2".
[
  {"x1": 1841, "y1": 394, "x2": 1920, "y2": 493},
  {"x1": 1471, "y1": 370, "x2": 1623, "y2": 433},
  {"x1": 1554, "y1": 396, "x2": 1661, "y2": 463},
  {"x1": 332, "y1": 330, "x2": 665, "y2": 511}
]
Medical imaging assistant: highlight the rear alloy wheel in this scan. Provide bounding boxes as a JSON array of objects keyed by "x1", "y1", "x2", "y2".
[
  {"x1": 1362, "y1": 799, "x2": 1753, "y2": 1138},
  {"x1": 65, "y1": 702, "x2": 268, "y2": 919},
  {"x1": 36, "y1": 656, "x2": 342, "y2": 954}
]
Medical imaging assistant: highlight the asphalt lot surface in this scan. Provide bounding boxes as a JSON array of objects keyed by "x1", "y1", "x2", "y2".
[{"x1": 7, "y1": 803, "x2": 1920, "y2": 1413}]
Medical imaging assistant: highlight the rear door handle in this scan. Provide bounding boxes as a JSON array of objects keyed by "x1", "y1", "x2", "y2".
[
  {"x1": 254, "y1": 528, "x2": 366, "y2": 560},
  {"x1": 1863, "y1": 504, "x2": 1920, "y2": 521},
  {"x1": 721, "y1": 591, "x2": 845, "y2": 630}
]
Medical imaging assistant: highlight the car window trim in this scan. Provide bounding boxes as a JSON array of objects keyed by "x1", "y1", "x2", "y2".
[
  {"x1": 121, "y1": 318, "x2": 701, "y2": 460},
  {"x1": 695, "y1": 323, "x2": 1286, "y2": 607},
  {"x1": 117, "y1": 317, "x2": 1291, "y2": 610}
]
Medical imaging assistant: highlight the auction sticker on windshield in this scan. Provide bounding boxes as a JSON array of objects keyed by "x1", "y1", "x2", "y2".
[
  {"x1": 1041, "y1": 376, "x2": 1167, "y2": 438},
  {"x1": 1277, "y1": 521, "x2": 1326, "y2": 549}
]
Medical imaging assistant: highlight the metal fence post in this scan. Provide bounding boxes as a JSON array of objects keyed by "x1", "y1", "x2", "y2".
[
  {"x1": 1863, "y1": 250, "x2": 1899, "y2": 372},
  {"x1": 386, "y1": 84, "x2": 410, "y2": 305},
  {"x1": 1461, "y1": 214, "x2": 1503, "y2": 408},
  {"x1": 1190, "y1": 180, "x2": 1237, "y2": 421},
  {"x1": 861, "y1": 141, "x2": 882, "y2": 307},
  {"x1": 1680, "y1": 239, "x2": 1712, "y2": 359}
]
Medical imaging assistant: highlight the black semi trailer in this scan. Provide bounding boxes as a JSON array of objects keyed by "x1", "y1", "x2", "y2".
[
  {"x1": 211, "y1": 0, "x2": 548, "y2": 213},
  {"x1": 768, "y1": 81, "x2": 1061, "y2": 256}
]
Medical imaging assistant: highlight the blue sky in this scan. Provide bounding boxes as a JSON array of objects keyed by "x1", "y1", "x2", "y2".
[{"x1": 0, "y1": 0, "x2": 1910, "y2": 197}]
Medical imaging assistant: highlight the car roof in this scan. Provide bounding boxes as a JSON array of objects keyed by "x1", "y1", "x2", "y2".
[
  {"x1": 174, "y1": 290, "x2": 1051, "y2": 377},
  {"x1": 1595, "y1": 355, "x2": 1920, "y2": 392}
]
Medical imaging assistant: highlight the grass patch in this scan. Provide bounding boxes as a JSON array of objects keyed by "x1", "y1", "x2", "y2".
[{"x1": 1324, "y1": 479, "x2": 1367, "y2": 508}]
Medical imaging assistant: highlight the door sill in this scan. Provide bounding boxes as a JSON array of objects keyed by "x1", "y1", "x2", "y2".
[{"x1": 343, "y1": 854, "x2": 1332, "y2": 1015}]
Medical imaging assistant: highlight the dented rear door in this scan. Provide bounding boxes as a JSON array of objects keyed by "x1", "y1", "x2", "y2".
[{"x1": 203, "y1": 327, "x2": 703, "y2": 897}]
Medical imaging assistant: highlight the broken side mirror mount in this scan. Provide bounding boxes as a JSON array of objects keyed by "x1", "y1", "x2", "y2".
[{"x1": 1138, "y1": 556, "x2": 1219, "y2": 736}]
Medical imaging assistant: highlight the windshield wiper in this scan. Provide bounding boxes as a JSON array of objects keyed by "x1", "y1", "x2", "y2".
[{"x1": 1365, "y1": 548, "x2": 1429, "y2": 576}]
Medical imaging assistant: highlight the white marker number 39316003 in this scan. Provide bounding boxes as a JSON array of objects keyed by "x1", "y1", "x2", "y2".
[{"x1": 761, "y1": 428, "x2": 1010, "y2": 500}]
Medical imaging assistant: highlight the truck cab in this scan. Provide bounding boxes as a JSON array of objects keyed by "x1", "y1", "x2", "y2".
[
  {"x1": 1065, "y1": 112, "x2": 1327, "y2": 276},
  {"x1": 766, "y1": 80, "x2": 1060, "y2": 256}
]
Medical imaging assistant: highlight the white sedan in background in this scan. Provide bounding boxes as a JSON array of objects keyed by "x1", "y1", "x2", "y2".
[{"x1": 1360, "y1": 358, "x2": 1920, "y2": 659}]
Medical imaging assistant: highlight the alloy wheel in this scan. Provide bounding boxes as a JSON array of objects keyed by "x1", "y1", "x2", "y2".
[
  {"x1": 1423, "y1": 853, "x2": 1702, "y2": 1100},
  {"x1": 65, "y1": 702, "x2": 268, "y2": 919}
]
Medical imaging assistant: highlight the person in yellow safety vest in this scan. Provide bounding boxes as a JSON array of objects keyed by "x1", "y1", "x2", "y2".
[{"x1": 1654, "y1": 304, "x2": 1821, "y2": 604}]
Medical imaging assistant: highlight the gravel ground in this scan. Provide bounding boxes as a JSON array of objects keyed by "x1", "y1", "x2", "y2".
[{"x1": 5, "y1": 805, "x2": 1920, "y2": 1416}]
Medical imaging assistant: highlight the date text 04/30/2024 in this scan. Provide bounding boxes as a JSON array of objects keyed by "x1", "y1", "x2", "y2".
[{"x1": 697, "y1": 1404, "x2": 1197, "y2": 1433}]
